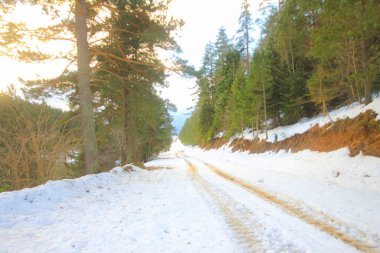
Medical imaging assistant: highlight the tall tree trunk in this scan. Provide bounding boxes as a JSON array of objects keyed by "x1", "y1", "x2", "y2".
[
  {"x1": 262, "y1": 82, "x2": 268, "y2": 140},
  {"x1": 318, "y1": 67, "x2": 334, "y2": 122},
  {"x1": 255, "y1": 101, "x2": 260, "y2": 139},
  {"x1": 318, "y1": 67, "x2": 327, "y2": 116},
  {"x1": 255, "y1": 116, "x2": 259, "y2": 139},
  {"x1": 361, "y1": 0, "x2": 372, "y2": 105},
  {"x1": 245, "y1": 20, "x2": 250, "y2": 71},
  {"x1": 123, "y1": 86, "x2": 138, "y2": 163},
  {"x1": 74, "y1": 0, "x2": 99, "y2": 174},
  {"x1": 361, "y1": 37, "x2": 371, "y2": 105},
  {"x1": 123, "y1": 86, "x2": 130, "y2": 162},
  {"x1": 349, "y1": 38, "x2": 361, "y2": 102}
]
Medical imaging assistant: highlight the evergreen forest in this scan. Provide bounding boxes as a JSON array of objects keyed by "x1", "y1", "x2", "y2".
[{"x1": 179, "y1": 0, "x2": 380, "y2": 145}]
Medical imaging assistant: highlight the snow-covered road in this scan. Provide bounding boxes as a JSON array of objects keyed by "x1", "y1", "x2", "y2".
[
  {"x1": 1, "y1": 140, "x2": 379, "y2": 253},
  {"x1": 178, "y1": 155, "x2": 378, "y2": 253}
]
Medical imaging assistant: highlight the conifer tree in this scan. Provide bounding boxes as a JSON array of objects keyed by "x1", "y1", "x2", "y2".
[
  {"x1": 210, "y1": 45, "x2": 240, "y2": 138},
  {"x1": 91, "y1": 0, "x2": 181, "y2": 163},
  {"x1": 230, "y1": 61, "x2": 248, "y2": 134},
  {"x1": 248, "y1": 50, "x2": 272, "y2": 139},
  {"x1": 197, "y1": 43, "x2": 217, "y2": 140},
  {"x1": 236, "y1": 0, "x2": 253, "y2": 72},
  {"x1": 74, "y1": 0, "x2": 99, "y2": 173}
]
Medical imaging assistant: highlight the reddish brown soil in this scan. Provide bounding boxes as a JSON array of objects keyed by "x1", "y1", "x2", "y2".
[
  {"x1": 205, "y1": 110, "x2": 380, "y2": 158},
  {"x1": 201, "y1": 137, "x2": 228, "y2": 149}
]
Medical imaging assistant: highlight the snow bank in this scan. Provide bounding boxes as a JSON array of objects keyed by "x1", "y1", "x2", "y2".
[
  {"x1": 239, "y1": 94, "x2": 380, "y2": 143},
  {"x1": 0, "y1": 165, "x2": 133, "y2": 215}
]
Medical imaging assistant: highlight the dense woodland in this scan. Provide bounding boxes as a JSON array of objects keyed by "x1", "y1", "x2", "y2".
[
  {"x1": 0, "y1": 0, "x2": 183, "y2": 190},
  {"x1": 180, "y1": 0, "x2": 380, "y2": 145}
]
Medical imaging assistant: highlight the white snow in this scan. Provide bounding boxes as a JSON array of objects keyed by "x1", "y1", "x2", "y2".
[
  {"x1": 178, "y1": 139, "x2": 380, "y2": 250},
  {"x1": 0, "y1": 165, "x2": 238, "y2": 253},
  {"x1": 239, "y1": 93, "x2": 380, "y2": 142},
  {"x1": 1, "y1": 140, "x2": 379, "y2": 252},
  {"x1": 1, "y1": 95, "x2": 379, "y2": 253}
]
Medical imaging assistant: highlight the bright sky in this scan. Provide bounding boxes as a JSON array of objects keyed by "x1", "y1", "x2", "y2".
[
  {"x1": 0, "y1": 0, "x2": 273, "y2": 113},
  {"x1": 0, "y1": 5, "x2": 66, "y2": 85}
]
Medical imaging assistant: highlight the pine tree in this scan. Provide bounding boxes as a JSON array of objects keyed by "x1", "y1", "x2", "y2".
[
  {"x1": 198, "y1": 43, "x2": 217, "y2": 140},
  {"x1": 210, "y1": 47, "x2": 240, "y2": 138},
  {"x1": 230, "y1": 62, "x2": 248, "y2": 134},
  {"x1": 236, "y1": 0, "x2": 253, "y2": 72},
  {"x1": 265, "y1": 38, "x2": 287, "y2": 127},
  {"x1": 273, "y1": 0, "x2": 316, "y2": 123},
  {"x1": 91, "y1": 0, "x2": 181, "y2": 163},
  {"x1": 215, "y1": 27, "x2": 232, "y2": 63},
  {"x1": 74, "y1": 0, "x2": 99, "y2": 173},
  {"x1": 248, "y1": 50, "x2": 272, "y2": 139}
]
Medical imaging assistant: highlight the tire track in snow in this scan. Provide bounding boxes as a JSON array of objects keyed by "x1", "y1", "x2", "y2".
[
  {"x1": 183, "y1": 158, "x2": 303, "y2": 253},
  {"x1": 184, "y1": 154, "x2": 379, "y2": 253}
]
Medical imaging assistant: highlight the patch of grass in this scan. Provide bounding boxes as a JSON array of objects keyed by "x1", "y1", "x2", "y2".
[{"x1": 0, "y1": 181, "x2": 13, "y2": 193}]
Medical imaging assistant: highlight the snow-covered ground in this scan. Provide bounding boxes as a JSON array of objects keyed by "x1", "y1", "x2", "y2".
[
  {"x1": 181, "y1": 144, "x2": 380, "y2": 249},
  {"x1": 0, "y1": 165, "x2": 240, "y2": 253},
  {"x1": 238, "y1": 93, "x2": 380, "y2": 142},
  {"x1": 1, "y1": 96, "x2": 379, "y2": 252},
  {"x1": 1, "y1": 140, "x2": 379, "y2": 252}
]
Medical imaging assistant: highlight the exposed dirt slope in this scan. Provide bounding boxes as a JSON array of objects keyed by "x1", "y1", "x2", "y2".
[{"x1": 204, "y1": 110, "x2": 380, "y2": 157}]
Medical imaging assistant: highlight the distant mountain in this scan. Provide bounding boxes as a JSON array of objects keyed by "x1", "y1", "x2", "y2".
[{"x1": 171, "y1": 111, "x2": 190, "y2": 134}]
